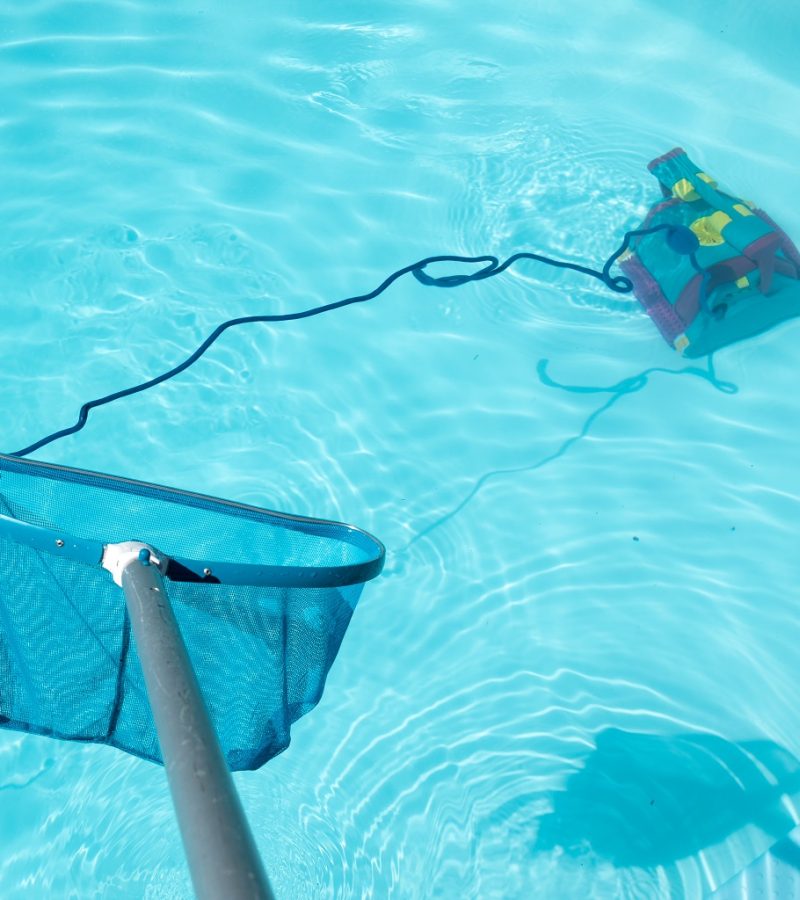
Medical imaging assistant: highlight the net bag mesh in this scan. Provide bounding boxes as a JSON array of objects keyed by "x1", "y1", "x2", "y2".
[{"x1": 0, "y1": 453, "x2": 384, "y2": 771}]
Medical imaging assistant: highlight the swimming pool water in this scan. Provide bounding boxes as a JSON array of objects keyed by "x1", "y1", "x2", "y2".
[{"x1": 1, "y1": 1, "x2": 800, "y2": 897}]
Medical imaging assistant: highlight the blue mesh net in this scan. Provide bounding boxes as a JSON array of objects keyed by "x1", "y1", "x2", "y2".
[{"x1": 0, "y1": 453, "x2": 384, "y2": 770}]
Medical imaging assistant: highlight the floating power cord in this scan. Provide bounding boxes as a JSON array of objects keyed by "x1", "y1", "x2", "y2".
[{"x1": 12, "y1": 223, "x2": 718, "y2": 459}]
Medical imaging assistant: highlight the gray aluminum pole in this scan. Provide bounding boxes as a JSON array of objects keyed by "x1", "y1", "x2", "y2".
[{"x1": 104, "y1": 541, "x2": 274, "y2": 900}]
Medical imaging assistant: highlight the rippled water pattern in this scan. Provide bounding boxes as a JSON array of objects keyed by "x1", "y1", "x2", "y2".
[{"x1": 2, "y1": 1, "x2": 800, "y2": 897}]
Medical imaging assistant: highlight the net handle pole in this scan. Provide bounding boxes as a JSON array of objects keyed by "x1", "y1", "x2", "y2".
[{"x1": 108, "y1": 542, "x2": 275, "y2": 900}]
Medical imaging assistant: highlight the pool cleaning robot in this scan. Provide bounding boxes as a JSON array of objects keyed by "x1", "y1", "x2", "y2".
[{"x1": 620, "y1": 147, "x2": 800, "y2": 357}]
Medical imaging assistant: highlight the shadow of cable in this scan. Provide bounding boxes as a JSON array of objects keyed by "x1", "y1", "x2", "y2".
[{"x1": 400, "y1": 355, "x2": 736, "y2": 555}]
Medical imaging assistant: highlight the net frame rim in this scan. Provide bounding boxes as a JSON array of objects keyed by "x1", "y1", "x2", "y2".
[{"x1": 0, "y1": 454, "x2": 385, "y2": 588}]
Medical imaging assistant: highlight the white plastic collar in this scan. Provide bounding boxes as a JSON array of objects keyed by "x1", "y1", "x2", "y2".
[{"x1": 102, "y1": 541, "x2": 167, "y2": 587}]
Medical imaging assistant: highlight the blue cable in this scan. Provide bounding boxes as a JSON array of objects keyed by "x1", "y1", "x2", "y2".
[{"x1": 10, "y1": 224, "x2": 682, "y2": 458}]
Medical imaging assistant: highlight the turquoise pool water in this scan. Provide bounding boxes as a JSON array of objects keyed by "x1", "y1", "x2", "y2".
[{"x1": 2, "y1": 1, "x2": 800, "y2": 897}]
